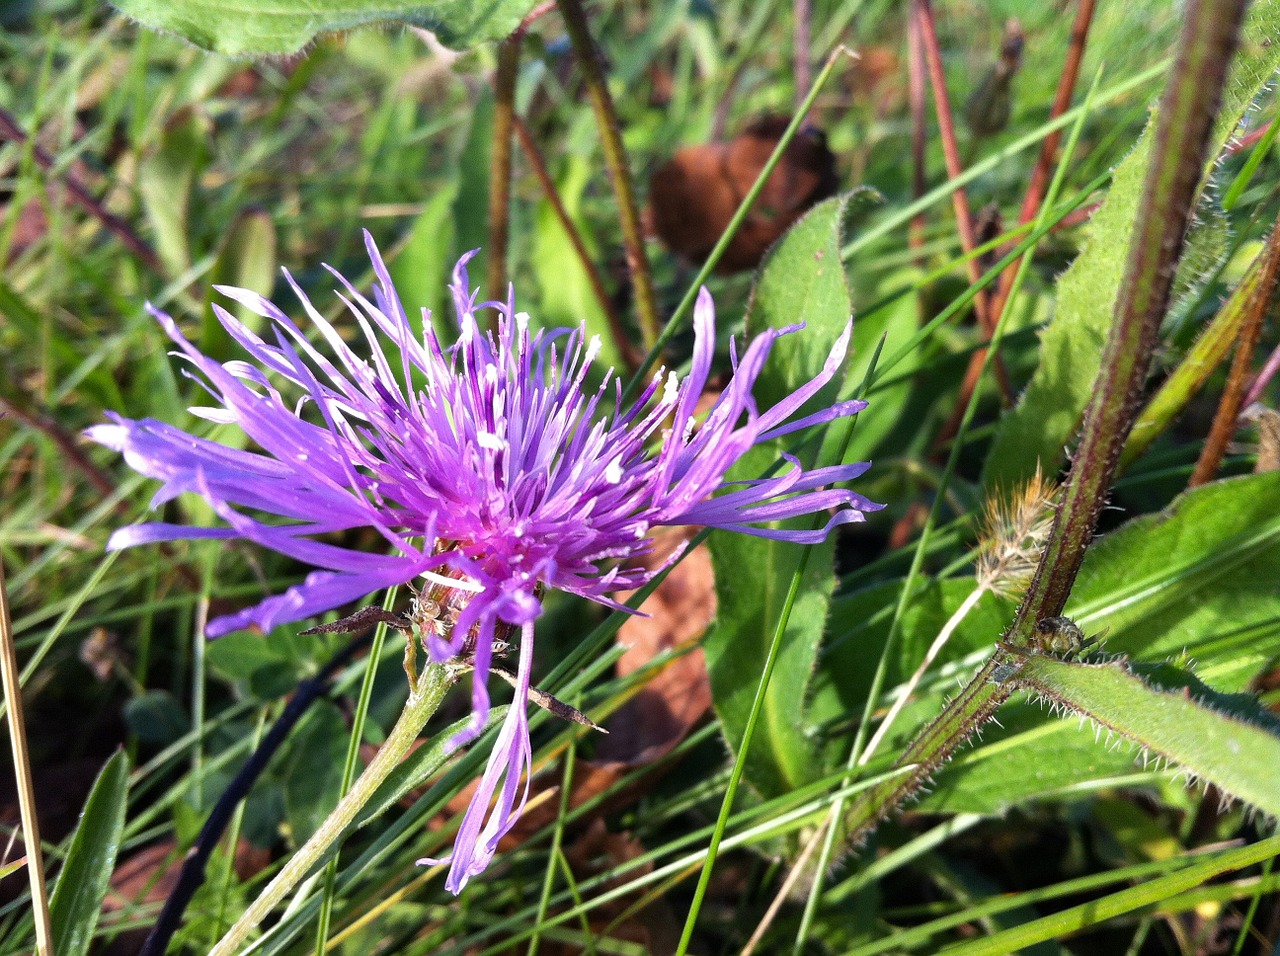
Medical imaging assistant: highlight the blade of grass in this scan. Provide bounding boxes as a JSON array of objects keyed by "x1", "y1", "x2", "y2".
[
  {"x1": 0, "y1": 560, "x2": 53, "y2": 955},
  {"x1": 935, "y1": 835, "x2": 1280, "y2": 956}
]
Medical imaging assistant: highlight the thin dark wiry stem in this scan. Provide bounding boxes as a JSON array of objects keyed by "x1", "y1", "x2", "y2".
[
  {"x1": 1190, "y1": 216, "x2": 1280, "y2": 486},
  {"x1": 557, "y1": 0, "x2": 659, "y2": 352},
  {"x1": 0, "y1": 106, "x2": 162, "y2": 272},
  {"x1": 844, "y1": 0, "x2": 1247, "y2": 849},
  {"x1": 512, "y1": 117, "x2": 638, "y2": 372},
  {"x1": 486, "y1": 35, "x2": 522, "y2": 301}
]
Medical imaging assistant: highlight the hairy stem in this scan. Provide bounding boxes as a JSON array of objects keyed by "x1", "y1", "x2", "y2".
[
  {"x1": 557, "y1": 0, "x2": 660, "y2": 351},
  {"x1": 842, "y1": 0, "x2": 1247, "y2": 847}
]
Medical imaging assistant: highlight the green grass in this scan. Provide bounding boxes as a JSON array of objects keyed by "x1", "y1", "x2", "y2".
[{"x1": 3, "y1": 1, "x2": 1279, "y2": 954}]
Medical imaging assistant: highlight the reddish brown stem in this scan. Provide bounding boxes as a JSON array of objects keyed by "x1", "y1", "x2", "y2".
[
  {"x1": 914, "y1": 0, "x2": 1013, "y2": 419},
  {"x1": 1190, "y1": 217, "x2": 1280, "y2": 486},
  {"x1": 990, "y1": 0, "x2": 1097, "y2": 322},
  {"x1": 907, "y1": 6, "x2": 927, "y2": 256},
  {"x1": 0, "y1": 106, "x2": 162, "y2": 273},
  {"x1": 512, "y1": 116, "x2": 638, "y2": 373},
  {"x1": 793, "y1": 0, "x2": 812, "y2": 114}
]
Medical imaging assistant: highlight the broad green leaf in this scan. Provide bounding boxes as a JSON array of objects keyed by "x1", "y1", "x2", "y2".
[
  {"x1": 49, "y1": 750, "x2": 129, "y2": 956},
  {"x1": 388, "y1": 184, "x2": 459, "y2": 344},
  {"x1": 744, "y1": 194, "x2": 854, "y2": 414},
  {"x1": 1018, "y1": 656, "x2": 1280, "y2": 816},
  {"x1": 282, "y1": 700, "x2": 348, "y2": 843},
  {"x1": 123, "y1": 689, "x2": 192, "y2": 745},
  {"x1": 982, "y1": 126, "x2": 1151, "y2": 487},
  {"x1": 704, "y1": 195, "x2": 854, "y2": 798},
  {"x1": 450, "y1": 88, "x2": 495, "y2": 292},
  {"x1": 706, "y1": 507, "x2": 837, "y2": 798},
  {"x1": 813, "y1": 578, "x2": 1016, "y2": 736},
  {"x1": 110, "y1": 0, "x2": 539, "y2": 56},
  {"x1": 984, "y1": 0, "x2": 1280, "y2": 487},
  {"x1": 918, "y1": 699, "x2": 1161, "y2": 814},
  {"x1": 846, "y1": 263, "x2": 927, "y2": 459},
  {"x1": 1068, "y1": 471, "x2": 1280, "y2": 691}
]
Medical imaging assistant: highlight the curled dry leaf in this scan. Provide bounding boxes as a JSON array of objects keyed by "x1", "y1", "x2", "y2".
[{"x1": 646, "y1": 116, "x2": 838, "y2": 274}]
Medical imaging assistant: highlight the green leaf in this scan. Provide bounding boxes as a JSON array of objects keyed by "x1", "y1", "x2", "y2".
[
  {"x1": 49, "y1": 750, "x2": 129, "y2": 956},
  {"x1": 918, "y1": 699, "x2": 1161, "y2": 814},
  {"x1": 388, "y1": 184, "x2": 459, "y2": 344},
  {"x1": 450, "y1": 88, "x2": 496, "y2": 289},
  {"x1": 983, "y1": 126, "x2": 1151, "y2": 487},
  {"x1": 201, "y1": 207, "x2": 278, "y2": 363},
  {"x1": 281, "y1": 700, "x2": 348, "y2": 843},
  {"x1": 984, "y1": 0, "x2": 1280, "y2": 487},
  {"x1": 704, "y1": 195, "x2": 855, "y2": 799},
  {"x1": 1068, "y1": 471, "x2": 1280, "y2": 691},
  {"x1": 532, "y1": 156, "x2": 619, "y2": 369},
  {"x1": 110, "y1": 0, "x2": 539, "y2": 56},
  {"x1": 1017, "y1": 656, "x2": 1280, "y2": 816},
  {"x1": 123, "y1": 689, "x2": 192, "y2": 745},
  {"x1": 137, "y1": 112, "x2": 208, "y2": 279},
  {"x1": 744, "y1": 194, "x2": 854, "y2": 414},
  {"x1": 706, "y1": 506, "x2": 837, "y2": 798}
]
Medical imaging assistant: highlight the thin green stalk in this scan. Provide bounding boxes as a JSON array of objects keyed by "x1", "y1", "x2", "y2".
[
  {"x1": 209, "y1": 663, "x2": 452, "y2": 956},
  {"x1": 528, "y1": 729, "x2": 579, "y2": 956},
  {"x1": 557, "y1": 0, "x2": 659, "y2": 350},
  {"x1": 673, "y1": 547, "x2": 812, "y2": 956},
  {"x1": 313, "y1": 587, "x2": 399, "y2": 954},
  {"x1": 0, "y1": 560, "x2": 52, "y2": 956}
]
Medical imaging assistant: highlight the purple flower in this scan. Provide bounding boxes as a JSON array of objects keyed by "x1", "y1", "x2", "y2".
[{"x1": 87, "y1": 232, "x2": 880, "y2": 893}]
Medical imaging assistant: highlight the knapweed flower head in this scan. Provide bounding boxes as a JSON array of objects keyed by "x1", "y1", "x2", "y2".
[{"x1": 88, "y1": 232, "x2": 881, "y2": 893}]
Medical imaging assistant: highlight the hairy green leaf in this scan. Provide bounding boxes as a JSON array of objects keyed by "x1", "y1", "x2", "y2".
[
  {"x1": 1068, "y1": 471, "x2": 1280, "y2": 691},
  {"x1": 705, "y1": 195, "x2": 854, "y2": 798},
  {"x1": 110, "y1": 0, "x2": 538, "y2": 56},
  {"x1": 984, "y1": 0, "x2": 1280, "y2": 487},
  {"x1": 1017, "y1": 656, "x2": 1280, "y2": 816}
]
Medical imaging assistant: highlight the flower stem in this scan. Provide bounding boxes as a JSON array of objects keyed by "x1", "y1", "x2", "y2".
[
  {"x1": 556, "y1": 0, "x2": 660, "y2": 351},
  {"x1": 209, "y1": 664, "x2": 453, "y2": 956},
  {"x1": 838, "y1": 0, "x2": 1248, "y2": 852}
]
